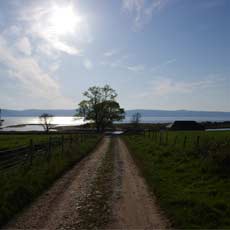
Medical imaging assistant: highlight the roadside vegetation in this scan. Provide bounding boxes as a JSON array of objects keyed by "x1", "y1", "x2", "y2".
[
  {"x1": 124, "y1": 131, "x2": 230, "y2": 229},
  {"x1": 0, "y1": 134, "x2": 63, "y2": 150},
  {"x1": 0, "y1": 133, "x2": 101, "y2": 226}
]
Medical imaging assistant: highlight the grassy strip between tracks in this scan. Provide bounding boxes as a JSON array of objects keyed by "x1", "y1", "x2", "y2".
[{"x1": 75, "y1": 137, "x2": 115, "y2": 229}]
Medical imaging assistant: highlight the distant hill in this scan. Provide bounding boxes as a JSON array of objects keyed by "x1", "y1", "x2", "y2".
[
  {"x1": 1, "y1": 109, "x2": 230, "y2": 118},
  {"x1": 125, "y1": 109, "x2": 230, "y2": 117},
  {"x1": 1, "y1": 109, "x2": 76, "y2": 117}
]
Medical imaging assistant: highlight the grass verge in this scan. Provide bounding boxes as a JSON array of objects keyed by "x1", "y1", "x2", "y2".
[
  {"x1": 123, "y1": 131, "x2": 230, "y2": 229},
  {"x1": 0, "y1": 134, "x2": 101, "y2": 227}
]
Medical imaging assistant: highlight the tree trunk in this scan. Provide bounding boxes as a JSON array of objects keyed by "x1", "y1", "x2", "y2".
[{"x1": 96, "y1": 123, "x2": 100, "y2": 133}]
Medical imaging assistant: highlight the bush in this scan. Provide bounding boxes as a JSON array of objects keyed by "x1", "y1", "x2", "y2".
[
  {"x1": 198, "y1": 138, "x2": 230, "y2": 174},
  {"x1": 209, "y1": 144, "x2": 230, "y2": 174}
]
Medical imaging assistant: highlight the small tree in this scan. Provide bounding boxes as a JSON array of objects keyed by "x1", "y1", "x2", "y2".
[
  {"x1": 131, "y1": 112, "x2": 141, "y2": 128},
  {"x1": 76, "y1": 85, "x2": 125, "y2": 132},
  {"x1": 39, "y1": 113, "x2": 53, "y2": 133}
]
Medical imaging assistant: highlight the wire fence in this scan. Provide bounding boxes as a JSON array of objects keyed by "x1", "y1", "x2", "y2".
[
  {"x1": 0, "y1": 134, "x2": 90, "y2": 172},
  {"x1": 143, "y1": 129, "x2": 230, "y2": 149}
]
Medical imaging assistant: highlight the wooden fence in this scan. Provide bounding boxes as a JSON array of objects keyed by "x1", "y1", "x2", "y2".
[
  {"x1": 0, "y1": 134, "x2": 85, "y2": 172},
  {"x1": 143, "y1": 130, "x2": 201, "y2": 148}
]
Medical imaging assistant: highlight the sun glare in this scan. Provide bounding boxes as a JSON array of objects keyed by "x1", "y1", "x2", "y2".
[{"x1": 48, "y1": 5, "x2": 81, "y2": 36}]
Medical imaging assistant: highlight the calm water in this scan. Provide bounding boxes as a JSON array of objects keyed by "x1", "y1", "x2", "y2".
[
  {"x1": 0, "y1": 116, "x2": 230, "y2": 131},
  {"x1": 0, "y1": 116, "x2": 86, "y2": 131}
]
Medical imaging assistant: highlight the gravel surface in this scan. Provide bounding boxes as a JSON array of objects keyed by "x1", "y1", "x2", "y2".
[
  {"x1": 109, "y1": 137, "x2": 170, "y2": 229},
  {"x1": 4, "y1": 137, "x2": 110, "y2": 229},
  {"x1": 4, "y1": 136, "x2": 169, "y2": 230},
  {"x1": 73, "y1": 137, "x2": 115, "y2": 229}
]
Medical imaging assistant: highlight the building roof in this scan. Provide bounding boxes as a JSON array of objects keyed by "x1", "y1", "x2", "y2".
[{"x1": 169, "y1": 120, "x2": 205, "y2": 130}]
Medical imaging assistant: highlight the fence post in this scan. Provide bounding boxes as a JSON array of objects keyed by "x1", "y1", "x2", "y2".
[
  {"x1": 227, "y1": 137, "x2": 230, "y2": 145},
  {"x1": 48, "y1": 136, "x2": 51, "y2": 160},
  {"x1": 183, "y1": 136, "x2": 187, "y2": 148},
  {"x1": 166, "y1": 132, "x2": 168, "y2": 145},
  {"x1": 159, "y1": 132, "x2": 162, "y2": 145},
  {"x1": 76, "y1": 134, "x2": 79, "y2": 144},
  {"x1": 70, "y1": 134, "x2": 73, "y2": 147},
  {"x1": 29, "y1": 139, "x2": 33, "y2": 166},
  {"x1": 196, "y1": 136, "x2": 200, "y2": 147},
  {"x1": 61, "y1": 135, "x2": 64, "y2": 154},
  {"x1": 174, "y1": 136, "x2": 178, "y2": 146}
]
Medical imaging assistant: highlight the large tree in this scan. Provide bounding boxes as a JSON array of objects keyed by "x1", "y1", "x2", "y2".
[{"x1": 76, "y1": 85, "x2": 125, "y2": 132}]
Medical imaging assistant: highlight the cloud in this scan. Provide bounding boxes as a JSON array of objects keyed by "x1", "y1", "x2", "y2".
[
  {"x1": 15, "y1": 36, "x2": 32, "y2": 56},
  {"x1": 151, "y1": 58, "x2": 176, "y2": 72},
  {"x1": 0, "y1": 0, "x2": 94, "y2": 108},
  {"x1": 83, "y1": 58, "x2": 93, "y2": 70},
  {"x1": 100, "y1": 54, "x2": 129, "y2": 68},
  {"x1": 143, "y1": 77, "x2": 219, "y2": 97},
  {"x1": 101, "y1": 59, "x2": 145, "y2": 72},
  {"x1": 0, "y1": 34, "x2": 74, "y2": 108},
  {"x1": 126, "y1": 64, "x2": 145, "y2": 72},
  {"x1": 101, "y1": 53, "x2": 175, "y2": 73},
  {"x1": 101, "y1": 53, "x2": 146, "y2": 72},
  {"x1": 104, "y1": 49, "x2": 119, "y2": 57},
  {"x1": 110, "y1": 55, "x2": 129, "y2": 68},
  {"x1": 49, "y1": 62, "x2": 60, "y2": 73},
  {"x1": 17, "y1": 0, "x2": 92, "y2": 56},
  {"x1": 122, "y1": 0, "x2": 169, "y2": 29}
]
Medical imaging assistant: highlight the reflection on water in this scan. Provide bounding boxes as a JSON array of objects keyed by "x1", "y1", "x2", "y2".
[
  {"x1": 1, "y1": 116, "x2": 86, "y2": 131},
  {"x1": 3, "y1": 125, "x2": 45, "y2": 132}
]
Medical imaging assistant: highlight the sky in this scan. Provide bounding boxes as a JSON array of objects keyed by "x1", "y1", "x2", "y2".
[{"x1": 0, "y1": 0, "x2": 229, "y2": 111}]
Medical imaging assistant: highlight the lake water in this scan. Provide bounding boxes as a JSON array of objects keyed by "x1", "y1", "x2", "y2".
[
  {"x1": 0, "y1": 116, "x2": 230, "y2": 131},
  {"x1": 0, "y1": 116, "x2": 86, "y2": 131}
]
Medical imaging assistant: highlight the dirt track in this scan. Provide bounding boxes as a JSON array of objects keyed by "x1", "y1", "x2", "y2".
[
  {"x1": 4, "y1": 136, "x2": 169, "y2": 229},
  {"x1": 109, "y1": 137, "x2": 168, "y2": 229}
]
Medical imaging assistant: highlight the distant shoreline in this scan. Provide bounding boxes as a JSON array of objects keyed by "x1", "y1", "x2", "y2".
[
  {"x1": 1, "y1": 120, "x2": 230, "y2": 132},
  {"x1": 2, "y1": 109, "x2": 230, "y2": 117}
]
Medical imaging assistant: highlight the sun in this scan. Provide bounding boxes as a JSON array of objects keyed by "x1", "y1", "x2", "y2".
[{"x1": 48, "y1": 5, "x2": 82, "y2": 36}]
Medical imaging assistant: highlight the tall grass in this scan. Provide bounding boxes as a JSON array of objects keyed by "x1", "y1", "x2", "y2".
[{"x1": 124, "y1": 131, "x2": 230, "y2": 229}]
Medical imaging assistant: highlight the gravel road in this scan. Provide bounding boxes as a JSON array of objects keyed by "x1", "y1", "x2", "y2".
[
  {"x1": 5, "y1": 137, "x2": 110, "y2": 229},
  {"x1": 109, "y1": 137, "x2": 169, "y2": 229},
  {"x1": 4, "y1": 136, "x2": 169, "y2": 229}
]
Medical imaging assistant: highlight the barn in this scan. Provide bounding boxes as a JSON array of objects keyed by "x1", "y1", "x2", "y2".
[{"x1": 168, "y1": 120, "x2": 205, "y2": 131}]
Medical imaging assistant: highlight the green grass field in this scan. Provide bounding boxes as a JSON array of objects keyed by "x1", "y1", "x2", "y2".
[
  {"x1": 0, "y1": 134, "x2": 69, "y2": 150},
  {"x1": 124, "y1": 131, "x2": 230, "y2": 229},
  {"x1": 0, "y1": 133, "x2": 101, "y2": 226}
]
